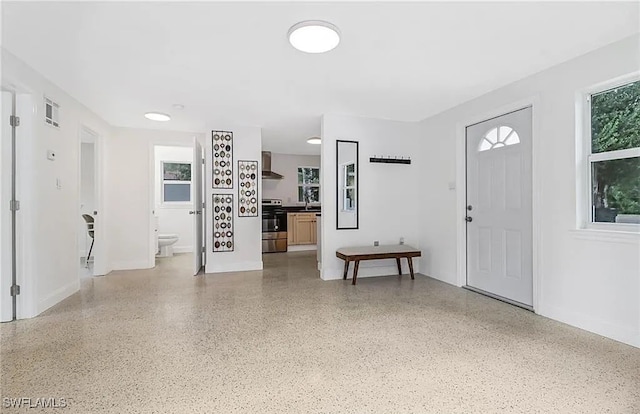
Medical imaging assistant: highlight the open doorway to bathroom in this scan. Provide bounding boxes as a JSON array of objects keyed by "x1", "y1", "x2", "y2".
[
  {"x1": 151, "y1": 144, "x2": 201, "y2": 273},
  {"x1": 78, "y1": 126, "x2": 102, "y2": 278}
]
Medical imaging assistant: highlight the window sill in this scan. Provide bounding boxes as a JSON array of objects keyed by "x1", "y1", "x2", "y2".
[{"x1": 570, "y1": 228, "x2": 640, "y2": 244}]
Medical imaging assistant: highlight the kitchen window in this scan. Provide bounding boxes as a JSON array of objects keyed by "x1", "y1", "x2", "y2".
[
  {"x1": 162, "y1": 162, "x2": 192, "y2": 203},
  {"x1": 298, "y1": 167, "x2": 320, "y2": 203},
  {"x1": 585, "y1": 78, "x2": 639, "y2": 228}
]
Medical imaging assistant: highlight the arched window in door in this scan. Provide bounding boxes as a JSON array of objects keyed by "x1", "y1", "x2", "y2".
[{"x1": 479, "y1": 126, "x2": 520, "y2": 151}]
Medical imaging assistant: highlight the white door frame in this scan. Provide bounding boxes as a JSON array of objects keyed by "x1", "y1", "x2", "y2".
[
  {"x1": 77, "y1": 125, "x2": 107, "y2": 276},
  {"x1": 148, "y1": 140, "x2": 199, "y2": 268},
  {"x1": 1, "y1": 80, "x2": 37, "y2": 319},
  {"x1": 455, "y1": 96, "x2": 542, "y2": 312}
]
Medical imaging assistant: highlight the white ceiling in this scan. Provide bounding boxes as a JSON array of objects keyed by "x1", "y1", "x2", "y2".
[{"x1": 2, "y1": 2, "x2": 638, "y2": 155}]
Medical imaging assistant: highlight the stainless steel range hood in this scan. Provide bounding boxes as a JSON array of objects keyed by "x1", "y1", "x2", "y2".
[{"x1": 261, "y1": 151, "x2": 283, "y2": 180}]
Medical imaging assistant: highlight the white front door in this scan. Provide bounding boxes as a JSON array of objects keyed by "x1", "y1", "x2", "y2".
[
  {"x1": 466, "y1": 107, "x2": 533, "y2": 307},
  {"x1": 192, "y1": 138, "x2": 204, "y2": 276}
]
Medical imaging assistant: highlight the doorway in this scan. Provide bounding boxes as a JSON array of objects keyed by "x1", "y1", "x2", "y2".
[
  {"x1": 78, "y1": 127, "x2": 99, "y2": 277},
  {"x1": 151, "y1": 142, "x2": 204, "y2": 275},
  {"x1": 465, "y1": 106, "x2": 533, "y2": 308}
]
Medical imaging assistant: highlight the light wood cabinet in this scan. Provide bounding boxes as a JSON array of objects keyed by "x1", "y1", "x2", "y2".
[{"x1": 287, "y1": 213, "x2": 318, "y2": 246}]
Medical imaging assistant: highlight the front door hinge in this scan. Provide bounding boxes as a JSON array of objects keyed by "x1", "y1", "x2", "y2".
[
  {"x1": 9, "y1": 200, "x2": 20, "y2": 211},
  {"x1": 10, "y1": 285, "x2": 20, "y2": 296},
  {"x1": 201, "y1": 246, "x2": 205, "y2": 253},
  {"x1": 202, "y1": 158, "x2": 205, "y2": 165},
  {"x1": 9, "y1": 115, "x2": 20, "y2": 127},
  {"x1": 202, "y1": 202, "x2": 205, "y2": 209}
]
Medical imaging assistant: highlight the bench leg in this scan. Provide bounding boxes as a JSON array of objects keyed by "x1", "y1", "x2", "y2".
[
  {"x1": 343, "y1": 260, "x2": 350, "y2": 280},
  {"x1": 407, "y1": 257, "x2": 415, "y2": 280},
  {"x1": 352, "y1": 260, "x2": 360, "y2": 285},
  {"x1": 396, "y1": 258, "x2": 402, "y2": 276}
]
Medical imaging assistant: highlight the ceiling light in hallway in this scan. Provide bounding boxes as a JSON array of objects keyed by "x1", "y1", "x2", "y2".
[
  {"x1": 288, "y1": 21, "x2": 340, "y2": 53},
  {"x1": 144, "y1": 112, "x2": 171, "y2": 122},
  {"x1": 307, "y1": 137, "x2": 321, "y2": 145}
]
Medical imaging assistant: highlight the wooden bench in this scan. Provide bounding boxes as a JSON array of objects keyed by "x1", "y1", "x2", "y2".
[{"x1": 336, "y1": 245, "x2": 421, "y2": 285}]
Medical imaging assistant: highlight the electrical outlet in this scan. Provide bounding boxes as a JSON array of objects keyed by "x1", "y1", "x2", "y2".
[{"x1": 374, "y1": 240, "x2": 379, "y2": 246}]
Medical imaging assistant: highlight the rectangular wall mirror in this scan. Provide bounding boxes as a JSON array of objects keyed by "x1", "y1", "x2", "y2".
[{"x1": 336, "y1": 140, "x2": 359, "y2": 229}]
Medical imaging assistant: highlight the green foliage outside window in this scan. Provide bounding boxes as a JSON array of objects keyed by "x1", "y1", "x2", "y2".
[{"x1": 591, "y1": 80, "x2": 640, "y2": 218}]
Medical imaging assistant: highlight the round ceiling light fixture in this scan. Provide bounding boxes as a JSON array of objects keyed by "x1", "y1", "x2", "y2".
[
  {"x1": 306, "y1": 137, "x2": 322, "y2": 145},
  {"x1": 288, "y1": 20, "x2": 340, "y2": 54},
  {"x1": 144, "y1": 112, "x2": 171, "y2": 122}
]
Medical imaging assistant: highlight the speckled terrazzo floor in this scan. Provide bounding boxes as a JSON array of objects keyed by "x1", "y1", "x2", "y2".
[{"x1": 1, "y1": 252, "x2": 639, "y2": 413}]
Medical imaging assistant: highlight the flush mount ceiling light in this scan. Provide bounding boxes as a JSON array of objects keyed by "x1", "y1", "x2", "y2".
[
  {"x1": 307, "y1": 137, "x2": 322, "y2": 145},
  {"x1": 288, "y1": 21, "x2": 340, "y2": 53},
  {"x1": 144, "y1": 112, "x2": 171, "y2": 122}
]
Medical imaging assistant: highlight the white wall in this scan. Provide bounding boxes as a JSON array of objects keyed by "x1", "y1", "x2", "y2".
[
  {"x1": 262, "y1": 153, "x2": 320, "y2": 205},
  {"x1": 106, "y1": 128, "x2": 204, "y2": 270},
  {"x1": 205, "y1": 127, "x2": 263, "y2": 273},
  {"x1": 154, "y1": 145, "x2": 194, "y2": 253},
  {"x1": 320, "y1": 114, "x2": 422, "y2": 280},
  {"x1": 417, "y1": 34, "x2": 640, "y2": 348},
  {"x1": 1, "y1": 48, "x2": 112, "y2": 317}
]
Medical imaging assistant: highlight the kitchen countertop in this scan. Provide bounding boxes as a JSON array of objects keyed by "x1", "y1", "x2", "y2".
[{"x1": 281, "y1": 206, "x2": 321, "y2": 213}]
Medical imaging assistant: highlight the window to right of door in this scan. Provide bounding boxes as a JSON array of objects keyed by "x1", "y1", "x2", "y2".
[{"x1": 588, "y1": 79, "x2": 640, "y2": 226}]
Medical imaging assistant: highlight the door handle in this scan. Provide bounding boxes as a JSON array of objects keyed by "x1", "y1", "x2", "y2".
[
  {"x1": 465, "y1": 216, "x2": 473, "y2": 222},
  {"x1": 196, "y1": 211, "x2": 202, "y2": 215},
  {"x1": 189, "y1": 211, "x2": 195, "y2": 215}
]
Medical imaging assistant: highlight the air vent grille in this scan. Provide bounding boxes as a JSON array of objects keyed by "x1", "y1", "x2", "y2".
[{"x1": 44, "y1": 97, "x2": 60, "y2": 128}]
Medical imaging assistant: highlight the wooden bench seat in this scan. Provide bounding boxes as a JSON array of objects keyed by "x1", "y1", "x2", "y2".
[{"x1": 336, "y1": 245, "x2": 421, "y2": 285}]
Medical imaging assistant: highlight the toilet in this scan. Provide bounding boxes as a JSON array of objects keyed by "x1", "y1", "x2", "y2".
[{"x1": 157, "y1": 234, "x2": 179, "y2": 257}]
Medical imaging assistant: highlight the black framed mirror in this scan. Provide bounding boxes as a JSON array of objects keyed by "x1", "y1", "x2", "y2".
[{"x1": 336, "y1": 140, "x2": 359, "y2": 230}]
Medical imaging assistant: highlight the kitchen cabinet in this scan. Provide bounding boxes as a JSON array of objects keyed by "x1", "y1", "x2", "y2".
[{"x1": 288, "y1": 212, "x2": 317, "y2": 246}]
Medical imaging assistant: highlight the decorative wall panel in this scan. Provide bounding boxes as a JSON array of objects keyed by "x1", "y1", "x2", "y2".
[
  {"x1": 213, "y1": 194, "x2": 234, "y2": 252},
  {"x1": 238, "y1": 160, "x2": 258, "y2": 217},
  {"x1": 212, "y1": 131, "x2": 233, "y2": 189}
]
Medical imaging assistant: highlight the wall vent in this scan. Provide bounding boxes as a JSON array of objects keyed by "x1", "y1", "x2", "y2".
[{"x1": 44, "y1": 97, "x2": 60, "y2": 128}]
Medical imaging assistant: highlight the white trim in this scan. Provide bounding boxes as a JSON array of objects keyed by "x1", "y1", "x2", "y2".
[
  {"x1": 589, "y1": 147, "x2": 640, "y2": 162},
  {"x1": 578, "y1": 73, "x2": 640, "y2": 231},
  {"x1": 206, "y1": 260, "x2": 263, "y2": 274},
  {"x1": 111, "y1": 260, "x2": 155, "y2": 271},
  {"x1": 538, "y1": 302, "x2": 640, "y2": 349},
  {"x1": 569, "y1": 228, "x2": 640, "y2": 244},
  {"x1": 287, "y1": 244, "x2": 317, "y2": 252},
  {"x1": 38, "y1": 280, "x2": 79, "y2": 315},
  {"x1": 173, "y1": 246, "x2": 193, "y2": 254},
  {"x1": 15, "y1": 92, "x2": 38, "y2": 319},
  {"x1": 456, "y1": 96, "x2": 541, "y2": 313}
]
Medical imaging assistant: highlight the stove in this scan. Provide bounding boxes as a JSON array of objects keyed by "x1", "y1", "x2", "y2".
[{"x1": 262, "y1": 199, "x2": 287, "y2": 253}]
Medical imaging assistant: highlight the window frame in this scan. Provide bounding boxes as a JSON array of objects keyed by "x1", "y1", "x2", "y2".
[
  {"x1": 580, "y1": 73, "x2": 640, "y2": 232},
  {"x1": 297, "y1": 166, "x2": 321, "y2": 204},
  {"x1": 341, "y1": 163, "x2": 356, "y2": 212},
  {"x1": 160, "y1": 160, "x2": 193, "y2": 207}
]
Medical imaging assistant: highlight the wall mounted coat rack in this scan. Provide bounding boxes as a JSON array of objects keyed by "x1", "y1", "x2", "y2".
[{"x1": 369, "y1": 156, "x2": 411, "y2": 165}]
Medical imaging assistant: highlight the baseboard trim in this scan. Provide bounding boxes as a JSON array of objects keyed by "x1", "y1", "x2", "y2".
[
  {"x1": 538, "y1": 302, "x2": 639, "y2": 348},
  {"x1": 38, "y1": 280, "x2": 79, "y2": 315},
  {"x1": 321, "y1": 263, "x2": 420, "y2": 281},
  {"x1": 111, "y1": 260, "x2": 154, "y2": 271},
  {"x1": 205, "y1": 260, "x2": 263, "y2": 274},
  {"x1": 287, "y1": 245, "x2": 317, "y2": 252}
]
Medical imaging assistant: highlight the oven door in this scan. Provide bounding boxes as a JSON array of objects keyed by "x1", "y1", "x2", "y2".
[{"x1": 262, "y1": 210, "x2": 287, "y2": 232}]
